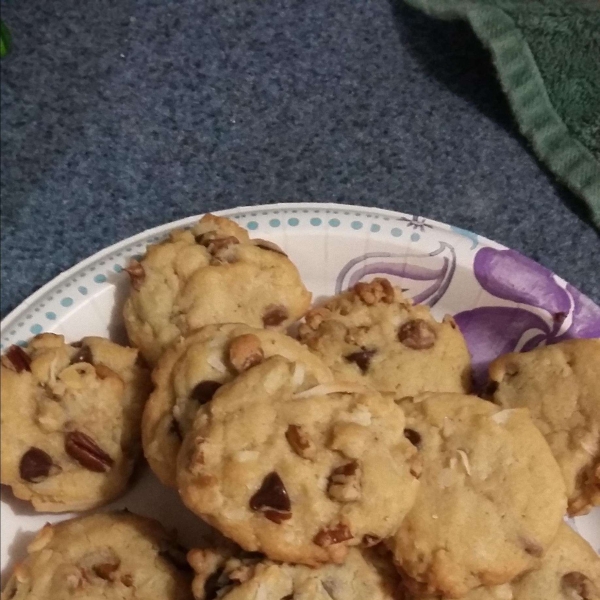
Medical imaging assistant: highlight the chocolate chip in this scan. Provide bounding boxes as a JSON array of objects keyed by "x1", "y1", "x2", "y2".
[
  {"x1": 404, "y1": 428, "x2": 422, "y2": 448},
  {"x1": 125, "y1": 260, "x2": 145, "y2": 291},
  {"x1": 19, "y1": 447, "x2": 54, "y2": 482},
  {"x1": 65, "y1": 431, "x2": 114, "y2": 472},
  {"x1": 262, "y1": 305, "x2": 288, "y2": 327},
  {"x1": 4, "y1": 345, "x2": 31, "y2": 373},
  {"x1": 344, "y1": 348, "x2": 377, "y2": 373},
  {"x1": 398, "y1": 319, "x2": 437, "y2": 350},
  {"x1": 250, "y1": 472, "x2": 292, "y2": 523},
  {"x1": 71, "y1": 344, "x2": 93, "y2": 365},
  {"x1": 314, "y1": 523, "x2": 353, "y2": 547},
  {"x1": 562, "y1": 572, "x2": 595, "y2": 599},
  {"x1": 190, "y1": 380, "x2": 222, "y2": 405}
]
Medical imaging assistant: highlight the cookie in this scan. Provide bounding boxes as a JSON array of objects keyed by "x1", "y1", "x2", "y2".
[
  {"x1": 488, "y1": 339, "x2": 600, "y2": 516},
  {"x1": 298, "y1": 278, "x2": 471, "y2": 397},
  {"x1": 177, "y1": 355, "x2": 420, "y2": 566},
  {"x1": 1, "y1": 512, "x2": 193, "y2": 600},
  {"x1": 0, "y1": 334, "x2": 151, "y2": 512},
  {"x1": 388, "y1": 393, "x2": 567, "y2": 598},
  {"x1": 188, "y1": 545, "x2": 400, "y2": 600},
  {"x1": 405, "y1": 524, "x2": 600, "y2": 600},
  {"x1": 123, "y1": 214, "x2": 312, "y2": 364},
  {"x1": 143, "y1": 324, "x2": 334, "y2": 487}
]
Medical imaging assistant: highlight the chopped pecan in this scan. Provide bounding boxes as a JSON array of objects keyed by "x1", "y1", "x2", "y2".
[
  {"x1": 262, "y1": 305, "x2": 288, "y2": 327},
  {"x1": 65, "y1": 431, "x2": 114, "y2": 472},
  {"x1": 354, "y1": 278, "x2": 395, "y2": 305},
  {"x1": 228, "y1": 334, "x2": 264, "y2": 372},
  {"x1": 253, "y1": 239, "x2": 287, "y2": 256},
  {"x1": 561, "y1": 572, "x2": 596, "y2": 599},
  {"x1": 285, "y1": 425, "x2": 316, "y2": 459},
  {"x1": 314, "y1": 523, "x2": 353, "y2": 547},
  {"x1": 125, "y1": 260, "x2": 145, "y2": 291},
  {"x1": 3, "y1": 345, "x2": 32, "y2": 373},
  {"x1": 398, "y1": 319, "x2": 436, "y2": 350},
  {"x1": 327, "y1": 460, "x2": 362, "y2": 502}
]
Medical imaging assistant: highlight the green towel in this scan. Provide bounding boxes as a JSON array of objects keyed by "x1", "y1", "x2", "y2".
[{"x1": 403, "y1": 0, "x2": 600, "y2": 228}]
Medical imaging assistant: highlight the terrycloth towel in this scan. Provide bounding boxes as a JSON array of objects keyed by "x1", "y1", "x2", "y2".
[{"x1": 403, "y1": 0, "x2": 600, "y2": 228}]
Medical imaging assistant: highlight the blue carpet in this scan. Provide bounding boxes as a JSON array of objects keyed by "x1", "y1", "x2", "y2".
[{"x1": 1, "y1": 0, "x2": 598, "y2": 317}]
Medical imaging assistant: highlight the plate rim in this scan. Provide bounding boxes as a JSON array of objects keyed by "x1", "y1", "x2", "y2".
[
  {"x1": 0, "y1": 201, "x2": 586, "y2": 335},
  {"x1": 0, "y1": 202, "x2": 500, "y2": 331}
]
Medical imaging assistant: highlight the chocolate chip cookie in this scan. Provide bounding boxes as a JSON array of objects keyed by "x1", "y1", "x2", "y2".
[
  {"x1": 188, "y1": 545, "x2": 400, "y2": 600},
  {"x1": 0, "y1": 334, "x2": 151, "y2": 512},
  {"x1": 488, "y1": 339, "x2": 600, "y2": 516},
  {"x1": 1, "y1": 512, "x2": 193, "y2": 600},
  {"x1": 143, "y1": 324, "x2": 334, "y2": 487},
  {"x1": 406, "y1": 524, "x2": 600, "y2": 600},
  {"x1": 177, "y1": 356, "x2": 420, "y2": 566},
  {"x1": 123, "y1": 214, "x2": 312, "y2": 364},
  {"x1": 298, "y1": 278, "x2": 471, "y2": 397},
  {"x1": 389, "y1": 393, "x2": 567, "y2": 599}
]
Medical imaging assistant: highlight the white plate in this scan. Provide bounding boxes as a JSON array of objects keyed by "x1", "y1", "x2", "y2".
[{"x1": 2, "y1": 202, "x2": 599, "y2": 580}]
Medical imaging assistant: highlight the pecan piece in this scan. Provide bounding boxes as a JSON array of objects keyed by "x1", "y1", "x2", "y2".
[
  {"x1": 93, "y1": 561, "x2": 120, "y2": 581},
  {"x1": 327, "y1": 460, "x2": 362, "y2": 502},
  {"x1": 314, "y1": 523, "x2": 353, "y2": 547},
  {"x1": 562, "y1": 572, "x2": 596, "y2": 599},
  {"x1": 190, "y1": 380, "x2": 222, "y2": 405},
  {"x1": 354, "y1": 278, "x2": 395, "y2": 305},
  {"x1": 262, "y1": 305, "x2": 289, "y2": 328},
  {"x1": 253, "y1": 239, "x2": 287, "y2": 256},
  {"x1": 398, "y1": 319, "x2": 436, "y2": 350},
  {"x1": 249, "y1": 472, "x2": 292, "y2": 523},
  {"x1": 65, "y1": 431, "x2": 114, "y2": 472},
  {"x1": 285, "y1": 425, "x2": 316, "y2": 460},
  {"x1": 344, "y1": 348, "x2": 376, "y2": 373},
  {"x1": 19, "y1": 447, "x2": 58, "y2": 482},
  {"x1": 125, "y1": 260, "x2": 145, "y2": 291},
  {"x1": 3, "y1": 345, "x2": 31, "y2": 373},
  {"x1": 228, "y1": 334, "x2": 264, "y2": 372}
]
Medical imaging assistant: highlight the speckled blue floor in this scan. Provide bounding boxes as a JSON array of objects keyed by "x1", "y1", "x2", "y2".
[{"x1": 1, "y1": 0, "x2": 598, "y2": 317}]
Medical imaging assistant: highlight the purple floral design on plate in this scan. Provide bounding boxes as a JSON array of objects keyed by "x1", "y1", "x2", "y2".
[
  {"x1": 454, "y1": 248, "x2": 600, "y2": 386},
  {"x1": 335, "y1": 242, "x2": 456, "y2": 307}
]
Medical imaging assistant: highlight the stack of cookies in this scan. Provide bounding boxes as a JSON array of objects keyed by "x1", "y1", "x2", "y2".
[{"x1": 2, "y1": 214, "x2": 599, "y2": 600}]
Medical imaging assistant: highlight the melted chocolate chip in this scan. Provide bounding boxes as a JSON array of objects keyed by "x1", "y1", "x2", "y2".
[
  {"x1": 250, "y1": 472, "x2": 291, "y2": 522},
  {"x1": 19, "y1": 447, "x2": 54, "y2": 482},
  {"x1": 344, "y1": 348, "x2": 376, "y2": 373},
  {"x1": 403, "y1": 428, "x2": 422, "y2": 448}
]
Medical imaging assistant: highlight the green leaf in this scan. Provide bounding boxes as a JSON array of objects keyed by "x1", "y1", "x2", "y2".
[{"x1": 1, "y1": 21, "x2": 12, "y2": 58}]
